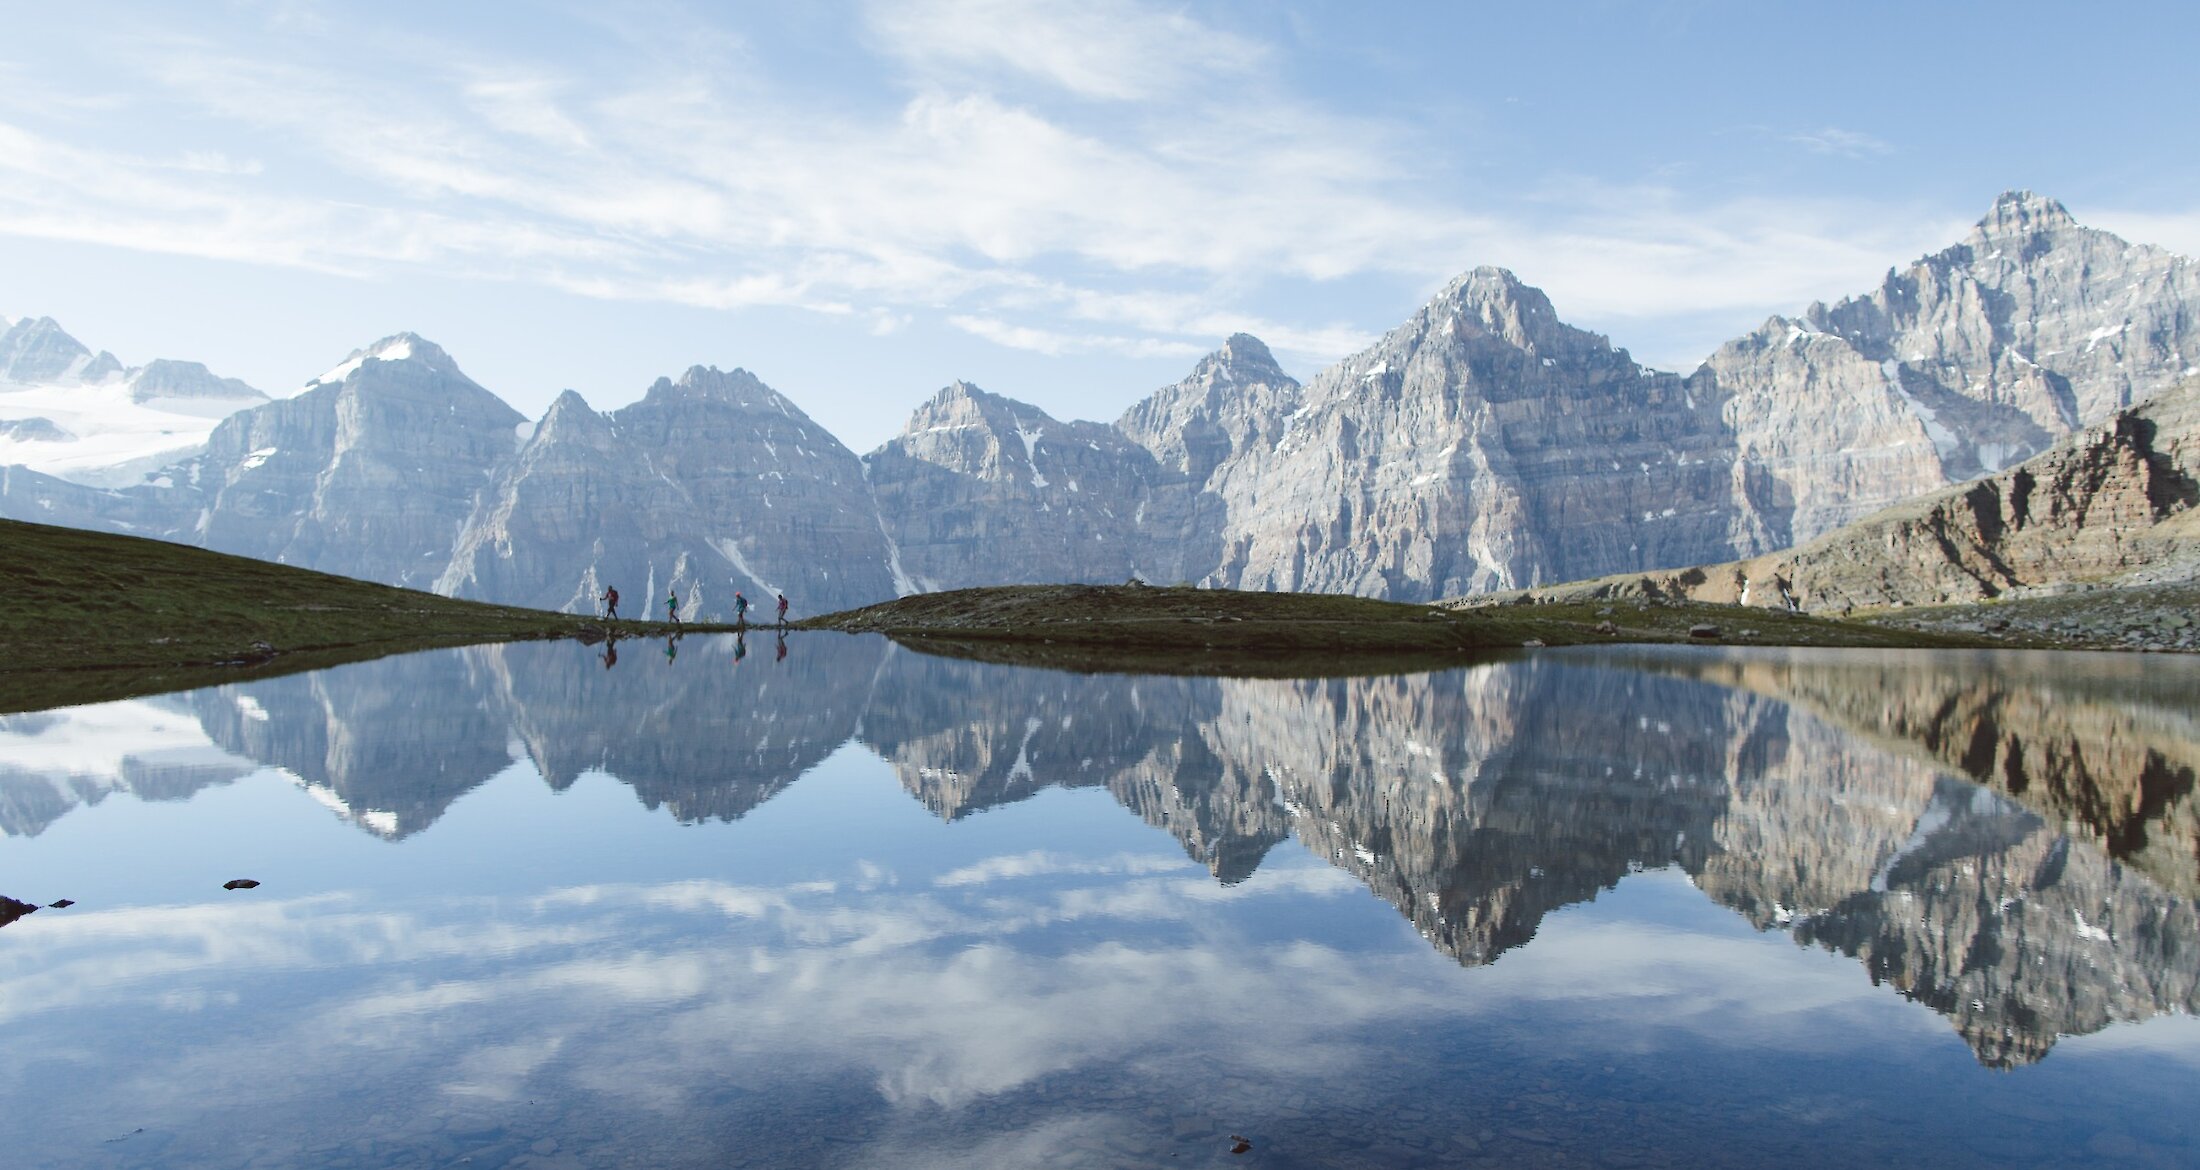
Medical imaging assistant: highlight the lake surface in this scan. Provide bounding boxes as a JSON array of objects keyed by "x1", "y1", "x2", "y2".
[{"x1": 2, "y1": 635, "x2": 2196, "y2": 1168}]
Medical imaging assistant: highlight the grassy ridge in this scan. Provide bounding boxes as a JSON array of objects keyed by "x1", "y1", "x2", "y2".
[
  {"x1": 802, "y1": 583, "x2": 1990, "y2": 675},
  {"x1": 0, "y1": 517, "x2": 706, "y2": 712}
]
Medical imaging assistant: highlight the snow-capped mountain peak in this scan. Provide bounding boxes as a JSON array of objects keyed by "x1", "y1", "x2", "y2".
[
  {"x1": 300, "y1": 332, "x2": 464, "y2": 393},
  {"x1": 0, "y1": 317, "x2": 266, "y2": 488}
]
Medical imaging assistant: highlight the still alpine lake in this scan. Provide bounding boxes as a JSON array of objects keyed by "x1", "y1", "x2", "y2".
[{"x1": 1, "y1": 635, "x2": 2195, "y2": 1168}]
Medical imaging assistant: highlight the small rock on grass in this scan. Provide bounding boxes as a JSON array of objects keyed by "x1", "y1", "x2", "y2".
[{"x1": 223, "y1": 879, "x2": 261, "y2": 891}]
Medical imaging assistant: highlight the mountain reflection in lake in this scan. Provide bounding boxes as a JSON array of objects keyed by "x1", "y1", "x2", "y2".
[{"x1": 2, "y1": 639, "x2": 2196, "y2": 1168}]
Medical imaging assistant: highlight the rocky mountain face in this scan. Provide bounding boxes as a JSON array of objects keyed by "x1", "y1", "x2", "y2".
[
  {"x1": 1510, "y1": 371, "x2": 2199, "y2": 612},
  {"x1": 1200, "y1": 269, "x2": 1746, "y2": 595},
  {"x1": 185, "y1": 335, "x2": 526, "y2": 586},
  {"x1": 125, "y1": 358, "x2": 262, "y2": 403},
  {"x1": 13, "y1": 639, "x2": 2193, "y2": 1066},
  {"x1": 0, "y1": 316, "x2": 122, "y2": 384},
  {"x1": 442, "y1": 366, "x2": 898, "y2": 616},
  {"x1": 1691, "y1": 191, "x2": 2200, "y2": 549},
  {"x1": 865, "y1": 381, "x2": 1176, "y2": 591}
]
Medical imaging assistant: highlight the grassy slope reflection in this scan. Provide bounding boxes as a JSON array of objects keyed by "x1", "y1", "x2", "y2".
[{"x1": 5, "y1": 639, "x2": 2196, "y2": 1067}]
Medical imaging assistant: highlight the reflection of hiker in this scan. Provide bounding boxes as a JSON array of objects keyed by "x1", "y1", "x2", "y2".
[
  {"x1": 733, "y1": 630, "x2": 749, "y2": 665},
  {"x1": 776, "y1": 592, "x2": 789, "y2": 626},
  {"x1": 602, "y1": 585, "x2": 620, "y2": 620},
  {"x1": 666, "y1": 589, "x2": 682, "y2": 627},
  {"x1": 775, "y1": 630, "x2": 787, "y2": 663},
  {"x1": 734, "y1": 591, "x2": 749, "y2": 626},
  {"x1": 601, "y1": 638, "x2": 619, "y2": 670},
  {"x1": 665, "y1": 633, "x2": 680, "y2": 663}
]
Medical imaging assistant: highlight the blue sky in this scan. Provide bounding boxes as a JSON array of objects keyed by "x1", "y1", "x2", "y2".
[{"x1": 3, "y1": 0, "x2": 2195, "y2": 449}]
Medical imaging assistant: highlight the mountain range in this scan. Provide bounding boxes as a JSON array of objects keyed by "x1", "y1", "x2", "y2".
[{"x1": 4, "y1": 191, "x2": 2194, "y2": 616}]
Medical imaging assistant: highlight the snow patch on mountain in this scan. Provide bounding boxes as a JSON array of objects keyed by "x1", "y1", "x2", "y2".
[{"x1": 0, "y1": 367, "x2": 265, "y2": 488}]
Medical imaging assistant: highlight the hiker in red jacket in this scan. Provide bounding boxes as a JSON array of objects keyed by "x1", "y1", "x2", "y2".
[
  {"x1": 776, "y1": 592, "x2": 789, "y2": 626},
  {"x1": 602, "y1": 586, "x2": 620, "y2": 620}
]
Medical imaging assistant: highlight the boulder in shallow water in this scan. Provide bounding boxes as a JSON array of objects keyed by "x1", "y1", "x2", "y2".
[
  {"x1": 0, "y1": 896, "x2": 38, "y2": 928},
  {"x1": 222, "y1": 879, "x2": 260, "y2": 891}
]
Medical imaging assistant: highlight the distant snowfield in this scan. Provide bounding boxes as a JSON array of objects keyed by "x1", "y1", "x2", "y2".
[{"x1": 0, "y1": 377, "x2": 263, "y2": 487}]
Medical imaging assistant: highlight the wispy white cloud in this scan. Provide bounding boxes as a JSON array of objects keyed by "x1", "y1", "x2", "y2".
[
  {"x1": 933, "y1": 849, "x2": 1191, "y2": 887},
  {"x1": 947, "y1": 314, "x2": 1204, "y2": 359},
  {"x1": 0, "y1": 2, "x2": 2162, "y2": 386},
  {"x1": 1783, "y1": 126, "x2": 1893, "y2": 158},
  {"x1": 863, "y1": 0, "x2": 1268, "y2": 101}
]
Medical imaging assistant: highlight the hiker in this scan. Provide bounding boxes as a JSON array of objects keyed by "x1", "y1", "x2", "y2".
[
  {"x1": 602, "y1": 585, "x2": 620, "y2": 620},
  {"x1": 735, "y1": 591, "x2": 749, "y2": 626},
  {"x1": 666, "y1": 588, "x2": 682, "y2": 627},
  {"x1": 776, "y1": 592, "x2": 789, "y2": 626}
]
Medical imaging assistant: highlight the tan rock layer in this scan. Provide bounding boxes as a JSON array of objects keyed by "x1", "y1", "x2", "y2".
[{"x1": 1493, "y1": 375, "x2": 2199, "y2": 612}]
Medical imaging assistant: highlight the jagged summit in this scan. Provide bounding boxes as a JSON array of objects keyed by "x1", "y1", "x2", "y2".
[
  {"x1": 896, "y1": 380, "x2": 1044, "y2": 433},
  {"x1": 126, "y1": 359, "x2": 265, "y2": 404},
  {"x1": 304, "y1": 332, "x2": 466, "y2": 390},
  {"x1": 0, "y1": 316, "x2": 122, "y2": 384},
  {"x1": 528, "y1": 389, "x2": 607, "y2": 444},
  {"x1": 1205, "y1": 332, "x2": 1282, "y2": 377},
  {"x1": 1977, "y1": 189, "x2": 2078, "y2": 236},
  {"x1": 636, "y1": 366, "x2": 821, "y2": 423},
  {"x1": 1415, "y1": 266, "x2": 1595, "y2": 356}
]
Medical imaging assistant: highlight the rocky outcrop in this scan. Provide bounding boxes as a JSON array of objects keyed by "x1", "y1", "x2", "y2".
[
  {"x1": 1689, "y1": 191, "x2": 2200, "y2": 548},
  {"x1": 1499, "y1": 373, "x2": 2200, "y2": 612}
]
